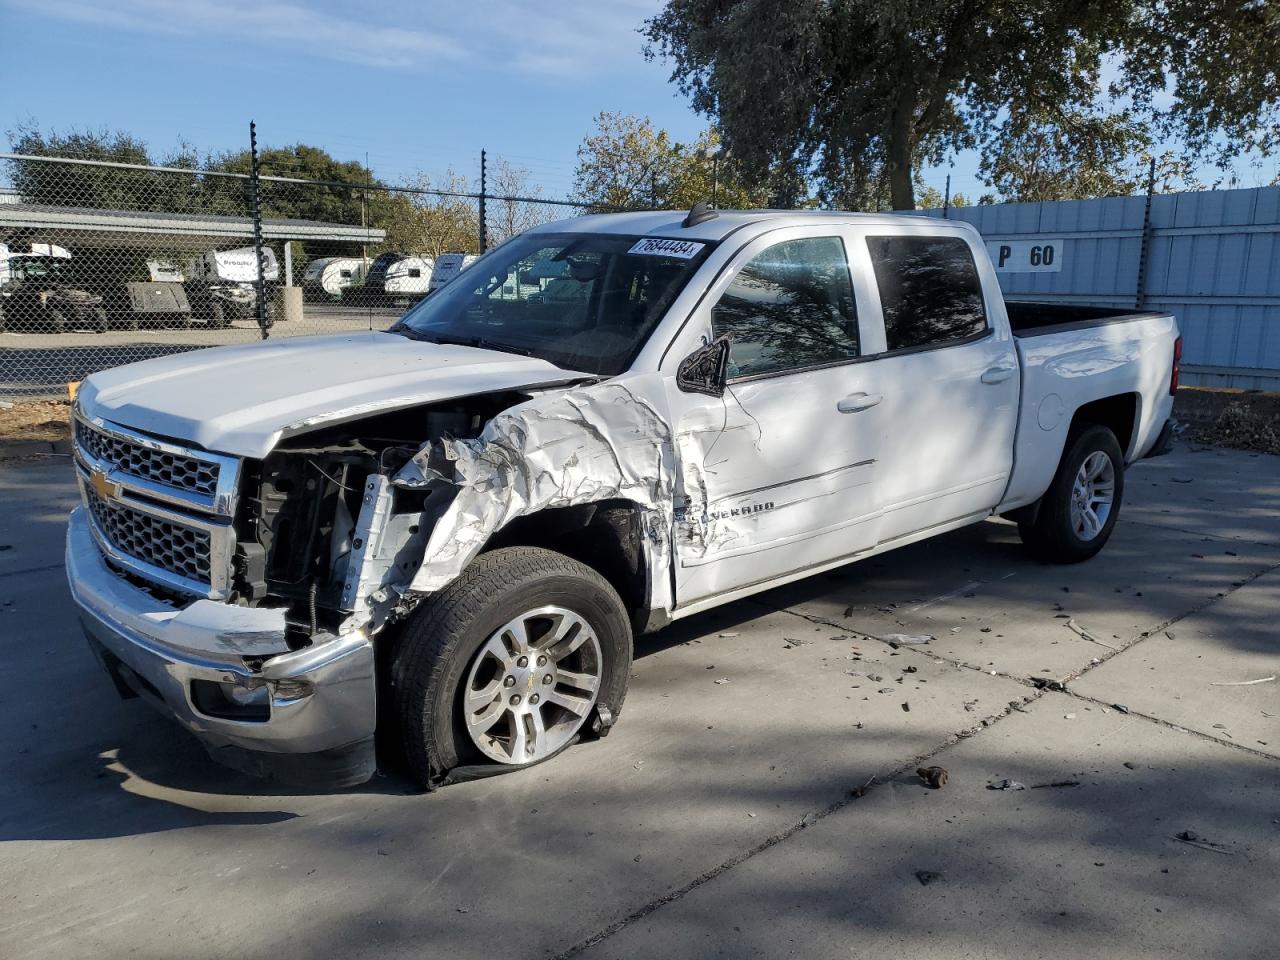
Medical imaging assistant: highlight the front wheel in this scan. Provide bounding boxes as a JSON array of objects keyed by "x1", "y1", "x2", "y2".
[
  {"x1": 1018, "y1": 424, "x2": 1125, "y2": 563},
  {"x1": 390, "y1": 546, "x2": 632, "y2": 788},
  {"x1": 93, "y1": 307, "x2": 109, "y2": 333}
]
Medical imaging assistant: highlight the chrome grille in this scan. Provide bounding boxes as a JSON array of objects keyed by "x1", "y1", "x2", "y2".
[
  {"x1": 75, "y1": 419, "x2": 219, "y2": 498},
  {"x1": 83, "y1": 483, "x2": 212, "y2": 583},
  {"x1": 73, "y1": 414, "x2": 240, "y2": 598}
]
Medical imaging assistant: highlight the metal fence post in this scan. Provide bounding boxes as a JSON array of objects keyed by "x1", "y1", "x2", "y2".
[
  {"x1": 942, "y1": 174, "x2": 951, "y2": 219},
  {"x1": 1135, "y1": 156, "x2": 1157, "y2": 309},
  {"x1": 478, "y1": 149, "x2": 488, "y2": 253},
  {"x1": 248, "y1": 121, "x2": 271, "y2": 339}
]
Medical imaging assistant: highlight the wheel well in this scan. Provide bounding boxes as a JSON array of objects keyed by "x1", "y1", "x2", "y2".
[
  {"x1": 483, "y1": 500, "x2": 648, "y2": 619},
  {"x1": 1070, "y1": 393, "x2": 1138, "y2": 456}
]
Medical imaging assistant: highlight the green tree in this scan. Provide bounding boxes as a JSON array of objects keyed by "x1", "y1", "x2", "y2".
[
  {"x1": 8, "y1": 121, "x2": 169, "y2": 211},
  {"x1": 571, "y1": 112, "x2": 790, "y2": 211},
  {"x1": 202, "y1": 143, "x2": 372, "y2": 224},
  {"x1": 915, "y1": 185, "x2": 969, "y2": 210},
  {"x1": 380, "y1": 169, "x2": 481, "y2": 259},
  {"x1": 571, "y1": 112, "x2": 676, "y2": 209},
  {"x1": 644, "y1": 0, "x2": 1280, "y2": 210},
  {"x1": 981, "y1": 109, "x2": 1152, "y2": 201}
]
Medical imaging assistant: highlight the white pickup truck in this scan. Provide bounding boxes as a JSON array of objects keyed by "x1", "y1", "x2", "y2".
[{"x1": 66, "y1": 208, "x2": 1180, "y2": 787}]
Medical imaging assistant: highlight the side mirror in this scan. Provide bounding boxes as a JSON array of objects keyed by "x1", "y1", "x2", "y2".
[{"x1": 676, "y1": 335, "x2": 731, "y2": 397}]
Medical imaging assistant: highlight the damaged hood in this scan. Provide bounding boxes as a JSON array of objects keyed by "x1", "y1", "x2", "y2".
[{"x1": 78, "y1": 331, "x2": 582, "y2": 458}]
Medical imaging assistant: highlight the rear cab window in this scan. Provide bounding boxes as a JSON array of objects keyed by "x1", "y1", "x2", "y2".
[{"x1": 866, "y1": 235, "x2": 987, "y2": 352}]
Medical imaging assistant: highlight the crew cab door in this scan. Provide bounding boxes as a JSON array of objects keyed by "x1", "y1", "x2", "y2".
[
  {"x1": 662, "y1": 228, "x2": 886, "y2": 606},
  {"x1": 860, "y1": 230, "x2": 1020, "y2": 540}
]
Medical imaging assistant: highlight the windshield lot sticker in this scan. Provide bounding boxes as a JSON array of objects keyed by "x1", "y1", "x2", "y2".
[{"x1": 628, "y1": 238, "x2": 705, "y2": 259}]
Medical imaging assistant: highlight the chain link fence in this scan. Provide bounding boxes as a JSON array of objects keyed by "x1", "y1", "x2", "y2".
[{"x1": 0, "y1": 150, "x2": 605, "y2": 398}]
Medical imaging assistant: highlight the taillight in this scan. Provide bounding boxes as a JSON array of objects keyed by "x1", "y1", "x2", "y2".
[{"x1": 1169, "y1": 335, "x2": 1182, "y2": 395}]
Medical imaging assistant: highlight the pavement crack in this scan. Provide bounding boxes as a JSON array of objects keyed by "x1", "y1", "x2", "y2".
[
  {"x1": 1059, "y1": 689, "x2": 1280, "y2": 761},
  {"x1": 550, "y1": 651, "x2": 1043, "y2": 959},
  {"x1": 1124, "y1": 517, "x2": 1280, "y2": 551},
  {"x1": 0, "y1": 561, "x2": 65, "y2": 580}
]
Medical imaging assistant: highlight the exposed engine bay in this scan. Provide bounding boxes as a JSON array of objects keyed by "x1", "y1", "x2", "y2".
[{"x1": 230, "y1": 392, "x2": 535, "y2": 646}]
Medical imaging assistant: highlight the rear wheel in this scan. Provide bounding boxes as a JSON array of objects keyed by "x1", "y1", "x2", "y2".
[
  {"x1": 390, "y1": 546, "x2": 632, "y2": 788},
  {"x1": 1018, "y1": 424, "x2": 1125, "y2": 563},
  {"x1": 209, "y1": 301, "x2": 228, "y2": 329},
  {"x1": 93, "y1": 307, "x2": 109, "y2": 334},
  {"x1": 45, "y1": 308, "x2": 67, "y2": 334}
]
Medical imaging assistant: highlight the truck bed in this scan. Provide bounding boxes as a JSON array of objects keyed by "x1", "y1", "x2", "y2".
[{"x1": 1005, "y1": 300, "x2": 1165, "y2": 338}]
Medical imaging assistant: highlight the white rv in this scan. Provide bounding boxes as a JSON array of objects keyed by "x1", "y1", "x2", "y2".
[
  {"x1": 187, "y1": 246, "x2": 279, "y2": 284},
  {"x1": 302, "y1": 257, "x2": 365, "y2": 301},
  {"x1": 349, "y1": 252, "x2": 432, "y2": 306},
  {"x1": 1, "y1": 243, "x2": 71, "y2": 286},
  {"x1": 427, "y1": 253, "x2": 478, "y2": 293},
  {"x1": 184, "y1": 247, "x2": 279, "y2": 326}
]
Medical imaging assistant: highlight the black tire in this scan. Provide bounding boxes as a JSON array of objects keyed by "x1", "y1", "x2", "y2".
[
  {"x1": 0, "y1": 305, "x2": 6, "y2": 333},
  {"x1": 122, "y1": 315, "x2": 140, "y2": 331},
  {"x1": 209, "y1": 301, "x2": 228, "y2": 329},
  {"x1": 390, "y1": 546, "x2": 632, "y2": 788},
  {"x1": 93, "y1": 307, "x2": 109, "y2": 334},
  {"x1": 45, "y1": 308, "x2": 67, "y2": 334},
  {"x1": 172, "y1": 313, "x2": 193, "y2": 330},
  {"x1": 1018, "y1": 424, "x2": 1125, "y2": 563}
]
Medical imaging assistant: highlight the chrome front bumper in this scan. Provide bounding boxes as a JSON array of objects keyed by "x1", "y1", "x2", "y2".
[{"x1": 66, "y1": 507, "x2": 377, "y2": 786}]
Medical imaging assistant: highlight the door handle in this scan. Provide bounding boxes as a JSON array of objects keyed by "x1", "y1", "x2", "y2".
[
  {"x1": 980, "y1": 365, "x2": 1016, "y2": 385},
  {"x1": 837, "y1": 392, "x2": 883, "y2": 414}
]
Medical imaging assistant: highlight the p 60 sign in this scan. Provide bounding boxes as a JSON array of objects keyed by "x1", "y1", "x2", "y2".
[{"x1": 986, "y1": 239, "x2": 1064, "y2": 273}]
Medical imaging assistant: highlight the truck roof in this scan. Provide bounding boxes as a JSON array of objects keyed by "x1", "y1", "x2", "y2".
[{"x1": 533, "y1": 208, "x2": 978, "y2": 243}]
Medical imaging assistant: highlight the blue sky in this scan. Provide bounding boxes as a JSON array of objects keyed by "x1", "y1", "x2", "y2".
[{"x1": 1, "y1": 1, "x2": 1271, "y2": 203}]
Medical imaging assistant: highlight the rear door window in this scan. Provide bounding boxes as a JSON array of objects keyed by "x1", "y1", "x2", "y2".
[
  {"x1": 711, "y1": 236, "x2": 860, "y2": 379},
  {"x1": 866, "y1": 236, "x2": 987, "y2": 351}
]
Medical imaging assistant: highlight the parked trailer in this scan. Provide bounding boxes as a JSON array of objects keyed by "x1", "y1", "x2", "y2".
[
  {"x1": 185, "y1": 247, "x2": 278, "y2": 327},
  {"x1": 303, "y1": 257, "x2": 365, "y2": 301},
  {"x1": 347, "y1": 252, "x2": 433, "y2": 306},
  {"x1": 427, "y1": 253, "x2": 478, "y2": 292}
]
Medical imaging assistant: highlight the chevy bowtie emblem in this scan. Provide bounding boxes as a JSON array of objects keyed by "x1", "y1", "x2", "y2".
[{"x1": 89, "y1": 467, "x2": 121, "y2": 503}]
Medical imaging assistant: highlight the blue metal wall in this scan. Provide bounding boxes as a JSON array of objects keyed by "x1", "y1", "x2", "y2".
[{"x1": 921, "y1": 187, "x2": 1280, "y2": 390}]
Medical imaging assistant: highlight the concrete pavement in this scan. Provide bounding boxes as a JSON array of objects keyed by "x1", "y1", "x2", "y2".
[{"x1": 1, "y1": 444, "x2": 1276, "y2": 959}]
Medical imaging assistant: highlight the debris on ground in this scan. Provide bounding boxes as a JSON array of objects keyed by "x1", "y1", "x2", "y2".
[
  {"x1": 850, "y1": 776, "x2": 875, "y2": 798},
  {"x1": 713, "y1": 677, "x2": 732, "y2": 685},
  {"x1": 1209, "y1": 675, "x2": 1275, "y2": 686},
  {"x1": 1065, "y1": 618, "x2": 1120, "y2": 651},
  {"x1": 1032, "y1": 677, "x2": 1067, "y2": 691},
  {"x1": 1113, "y1": 703, "x2": 1131, "y2": 714},
  {"x1": 1172, "y1": 830, "x2": 1236, "y2": 855},
  {"x1": 916, "y1": 766, "x2": 948, "y2": 789},
  {"x1": 717, "y1": 632, "x2": 739, "y2": 638},
  {"x1": 988, "y1": 779, "x2": 1027, "y2": 791},
  {"x1": 1031, "y1": 780, "x2": 1081, "y2": 789},
  {"x1": 883, "y1": 633, "x2": 933, "y2": 647},
  {"x1": 914, "y1": 870, "x2": 944, "y2": 886},
  {"x1": 901, "y1": 702, "x2": 911, "y2": 712}
]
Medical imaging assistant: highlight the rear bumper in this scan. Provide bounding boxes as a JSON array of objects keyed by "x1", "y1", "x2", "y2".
[{"x1": 67, "y1": 507, "x2": 377, "y2": 786}]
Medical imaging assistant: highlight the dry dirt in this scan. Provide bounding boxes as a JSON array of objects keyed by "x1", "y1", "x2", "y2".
[{"x1": 0, "y1": 400, "x2": 72, "y2": 445}]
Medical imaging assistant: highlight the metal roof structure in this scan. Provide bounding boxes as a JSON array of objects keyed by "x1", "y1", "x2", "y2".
[{"x1": 0, "y1": 202, "x2": 385, "y2": 250}]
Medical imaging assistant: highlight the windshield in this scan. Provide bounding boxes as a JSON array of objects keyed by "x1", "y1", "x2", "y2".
[
  {"x1": 13, "y1": 257, "x2": 71, "y2": 282},
  {"x1": 390, "y1": 232, "x2": 712, "y2": 376}
]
